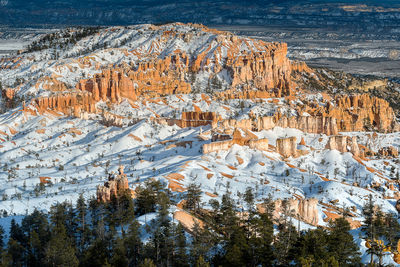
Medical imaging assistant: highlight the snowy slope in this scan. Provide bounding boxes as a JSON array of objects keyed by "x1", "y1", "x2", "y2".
[{"x1": 0, "y1": 23, "x2": 399, "y2": 264}]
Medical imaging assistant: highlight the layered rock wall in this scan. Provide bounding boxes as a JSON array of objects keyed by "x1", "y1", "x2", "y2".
[
  {"x1": 34, "y1": 92, "x2": 97, "y2": 116},
  {"x1": 203, "y1": 140, "x2": 235, "y2": 154},
  {"x1": 158, "y1": 111, "x2": 220, "y2": 128},
  {"x1": 258, "y1": 198, "x2": 319, "y2": 226},
  {"x1": 203, "y1": 129, "x2": 269, "y2": 154},
  {"x1": 77, "y1": 52, "x2": 191, "y2": 103},
  {"x1": 248, "y1": 138, "x2": 269, "y2": 151},
  {"x1": 326, "y1": 135, "x2": 360, "y2": 156},
  {"x1": 219, "y1": 115, "x2": 338, "y2": 136},
  {"x1": 276, "y1": 137, "x2": 297, "y2": 158},
  {"x1": 325, "y1": 94, "x2": 397, "y2": 133}
]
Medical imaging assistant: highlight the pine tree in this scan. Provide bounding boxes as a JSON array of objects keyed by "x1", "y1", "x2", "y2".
[
  {"x1": 27, "y1": 230, "x2": 43, "y2": 267},
  {"x1": 0, "y1": 226, "x2": 4, "y2": 252},
  {"x1": 9, "y1": 219, "x2": 25, "y2": 245},
  {"x1": 7, "y1": 219, "x2": 26, "y2": 266},
  {"x1": 294, "y1": 227, "x2": 330, "y2": 266},
  {"x1": 106, "y1": 190, "x2": 135, "y2": 235},
  {"x1": 135, "y1": 180, "x2": 160, "y2": 216},
  {"x1": 219, "y1": 193, "x2": 239, "y2": 239},
  {"x1": 125, "y1": 220, "x2": 143, "y2": 266},
  {"x1": 361, "y1": 194, "x2": 375, "y2": 241},
  {"x1": 223, "y1": 225, "x2": 249, "y2": 266},
  {"x1": 383, "y1": 212, "x2": 400, "y2": 249},
  {"x1": 82, "y1": 219, "x2": 111, "y2": 267},
  {"x1": 185, "y1": 183, "x2": 202, "y2": 214},
  {"x1": 327, "y1": 217, "x2": 361, "y2": 266},
  {"x1": 155, "y1": 191, "x2": 174, "y2": 266},
  {"x1": 21, "y1": 209, "x2": 50, "y2": 266},
  {"x1": 190, "y1": 223, "x2": 216, "y2": 265},
  {"x1": 274, "y1": 199, "x2": 298, "y2": 266},
  {"x1": 173, "y1": 223, "x2": 189, "y2": 267},
  {"x1": 44, "y1": 224, "x2": 78, "y2": 267},
  {"x1": 251, "y1": 211, "x2": 274, "y2": 266},
  {"x1": 6, "y1": 238, "x2": 25, "y2": 267},
  {"x1": 139, "y1": 258, "x2": 156, "y2": 267},
  {"x1": 110, "y1": 237, "x2": 128, "y2": 267},
  {"x1": 76, "y1": 193, "x2": 89, "y2": 254}
]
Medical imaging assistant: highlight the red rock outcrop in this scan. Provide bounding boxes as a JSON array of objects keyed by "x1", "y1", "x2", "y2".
[
  {"x1": 378, "y1": 146, "x2": 399, "y2": 158},
  {"x1": 157, "y1": 111, "x2": 221, "y2": 128},
  {"x1": 180, "y1": 112, "x2": 220, "y2": 128},
  {"x1": 220, "y1": 115, "x2": 338, "y2": 136},
  {"x1": 228, "y1": 43, "x2": 292, "y2": 94},
  {"x1": 33, "y1": 92, "x2": 97, "y2": 116},
  {"x1": 203, "y1": 139, "x2": 234, "y2": 154},
  {"x1": 276, "y1": 116, "x2": 338, "y2": 136},
  {"x1": 276, "y1": 137, "x2": 297, "y2": 158},
  {"x1": 325, "y1": 135, "x2": 360, "y2": 156},
  {"x1": 203, "y1": 129, "x2": 268, "y2": 154},
  {"x1": 77, "y1": 52, "x2": 192, "y2": 103},
  {"x1": 173, "y1": 210, "x2": 204, "y2": 232},
  {"x1": 325, "y1": 94, "x2": 397, "y2": 133},
  {"x1": 248, "y1": 138, "x2": 269, "y2": 151},
  {"x1": 258, "y1": 198, "x2": 319, "y2": 226},
  {"x1": 97, "y1": 165, "x2": 130, "y2": 202},
  {"x1": 291, "y1": 61, "x2": 313, "y2": 73}
]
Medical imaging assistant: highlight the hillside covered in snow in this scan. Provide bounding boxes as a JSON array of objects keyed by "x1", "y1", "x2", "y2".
[{"x1": 0, "y1": 23, "x2": 399, "y2": 265}]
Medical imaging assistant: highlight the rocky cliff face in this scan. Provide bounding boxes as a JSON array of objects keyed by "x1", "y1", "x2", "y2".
[
  {"x1": 156, "y1": 111, "x2": 220, "y2": 128},
  {"x1": 76, "y1": 52, "x2": 192, "y2": 103},
  {"x1": 25, "y1": 24, "x2": 300, "y2": 117},
  {"x1": 276, "y1": 137, "x2": 298, "y2": 158},
  {"x1": 326, "y1": 94, "x2": 397, "y2": 133},
  {"x1": 33, "y1": 92, "x2": 97, "y2": 116},
  {"x1": 326, "y1": 135, "x2": 360, "y2": 156},
  {"x1": 227, "y1": 43, "x2": 292, "y2": 94},
  {"x1": 258, "y1": 198, "x2": 319, "y2": 226},
  {"x1": 203, "y1": 129, "x2": 269, "y2": 154},
  {"x1": 219, "y1": 115, "x2": 338, "y2": 136}
]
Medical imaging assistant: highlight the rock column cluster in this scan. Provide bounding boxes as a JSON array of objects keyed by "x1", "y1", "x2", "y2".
[{"x1": 96, "y1": 165, "x2": 130, "y2": 202}]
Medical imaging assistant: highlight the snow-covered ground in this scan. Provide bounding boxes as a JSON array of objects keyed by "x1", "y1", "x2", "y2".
[{"x1": 0, "y1": 23, "x2": 399, "y2": 264}]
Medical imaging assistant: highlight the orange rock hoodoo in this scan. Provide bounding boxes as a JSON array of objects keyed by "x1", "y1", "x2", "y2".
[
  {"x1": 180, "y1": 112, "x2": 219, "y2": 128},
  {"x1": 276, "y1": 137, "x2": 298, "y2": 158},
  {"x1": 218, "y1": 43, "x2": 293, "y2": 98},
  {"x1": 33, "y1": 92, "x2": 97, "y2": 116},
  {"x1": 157, "y1": 111, "x2": 221, "y2": 128},
  {"x1": 37, "y1": 31, "x2": 298, "y2": 115},
  {"x1": 378, "y1": 146, "x2": 399, "y2": 158},
  {"x1": 96, "y1": 166, "x2": 130, "y2": 202},
  {"x1": 76, "y1": 52, "x2": 191, "y2": 102},
  {"x1": 220, "y1": 115, "x2": 338, "y2": 136},
  {"x1": 325, "y1": 135, "x2": 360, "y2": 156},
  {"x1": 202, "y1": 129, "x2": 268, "y2": 154},
  {"x1": 325, "y1": 94, "x2": 397, "y2": 133},
  {"x1": 258, "y1": 198, "x2": 319, "y2": 226}
]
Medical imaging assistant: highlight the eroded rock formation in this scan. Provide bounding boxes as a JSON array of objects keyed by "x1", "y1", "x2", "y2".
[
  {"x1": 77, "y1": 52, "x2": 191, "y2": 102},
  {"x1": 203, "y1": 129, "x2": 268, "y2": 154},
  {"x1": 33, "y1": 92, "x2": 97, "y2": 116},
  {"x1": 326, "y1": 135, "x2": 360, "y2": 156},
  {"x1": 325, "y1": 94, "x2": 397, "y2": 133},
  {"x1": 97, "y1": 165, "x2": 130, "y2": 202},
  {"x1": 220, "y1": 115, "x2": 338, "y2": 136},
  {"x1": 157, "y1": 111, "x2": 221, "y2": 128},
  {"x1": 276, "y1": 137, "x2": 297, "y2": 158},
  {"x1": 258, "y1": 198, "x2": 319, "y2": 226},
  {"x1": 378, "y1": 146, "x2": 399, "y2": 158}
]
